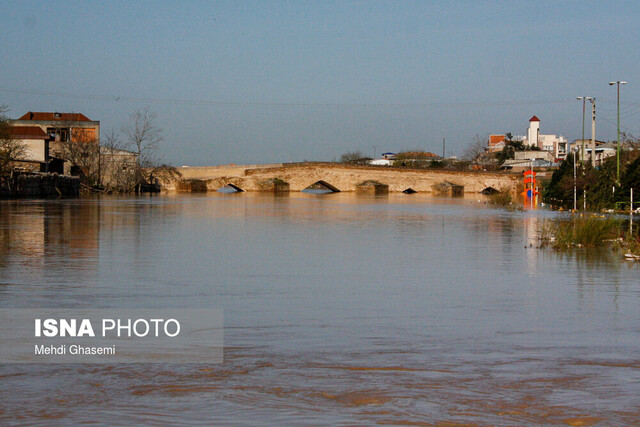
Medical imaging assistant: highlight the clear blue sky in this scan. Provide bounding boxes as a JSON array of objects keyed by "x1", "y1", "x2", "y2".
[{"x1": 1, "y1": 1, "x2": 639, "y2": 165}]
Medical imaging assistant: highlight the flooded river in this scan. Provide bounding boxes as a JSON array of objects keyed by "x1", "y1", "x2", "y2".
[{"x1": 0, "y1": 193, "x2": 639, "y2": 425}]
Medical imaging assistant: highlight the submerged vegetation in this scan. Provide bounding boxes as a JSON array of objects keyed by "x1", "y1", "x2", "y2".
[
  {"x1": 539, "y1": 213, "x2": 640, "y2": 258},
  {"x1": 487, "y1": 189, "x2": 525, "y2": 212},
  {"x1": 621, "y1": 230, "x2": 640, "y2": 257},
  {"x1": 540, "y1": 215, "x2": 622, "y2": 249},
  {"x1": 487, "y1": 190, "x2": 513, "y2": 206}
]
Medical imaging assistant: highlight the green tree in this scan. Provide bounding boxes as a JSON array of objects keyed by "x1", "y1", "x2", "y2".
[
  {"x1": 495, "y1": 133, "x2": 535, "y2": 165},
  {"x1": 618, "y1": 153, "x2": 640, "y2": 205},
  {"x1": 585, "y1": 157, "x2": 618, "y2": 210},
  {"x1": 543, "y1": 154, "x2": 581, "y2": 208}
]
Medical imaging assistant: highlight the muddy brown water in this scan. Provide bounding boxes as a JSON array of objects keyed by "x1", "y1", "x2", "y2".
[{"x1": 0, "y1": 193, "x2": 638, "y2": 425}]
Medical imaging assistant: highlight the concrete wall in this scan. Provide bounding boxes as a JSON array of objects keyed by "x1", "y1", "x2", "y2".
[
  {"x1": 514, "y1": 151, "x2": 554, "y2": 162},
  {"x1": 19, "y1": 138, "x2": 46, "y2": 162}
]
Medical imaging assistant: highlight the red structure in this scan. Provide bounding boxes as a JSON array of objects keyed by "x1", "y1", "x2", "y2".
[{"x1": 522, "y1": 169, "x2": 539, "y2": 206}]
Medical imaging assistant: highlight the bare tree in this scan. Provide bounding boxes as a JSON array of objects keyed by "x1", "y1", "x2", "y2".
[
  {"x1": 58, "y1": 128, "x2": 100, "y2": 184},
  {"x1": 122, "y1": 107, "x2": 165, "y2": 191},
  {"x1": 339, "y1": 150, "x2": 371, "y2": 165},
  {"x1": 461, "y1": 134, "x2": 488, "y2": 163},
  {"x1": 120, "y1": 107, "x2": 183, "y2": 192},
  {"x1": 621, "y1": 132, "x2": 640, "y2": 151},
  {"x1": 99, "y1": 128, "x2": 138, "y2": 192},
  {"x1": 102, "y1": 127, "x2": 124, "y2": 152},
  {"x1": 123, "y1": 106, "x2": 163, "y2": 168},
  {"x1": 0, "y1": 105, "x2": 26, "y2": 176}
]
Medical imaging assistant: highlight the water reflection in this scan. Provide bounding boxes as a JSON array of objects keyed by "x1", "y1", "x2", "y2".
[
  {"x1": 0, "y1": 200, "x2": 100, "y2": 282},
  {"x1": 0, "y1": 193, "x2": 638, "y2": 425}
]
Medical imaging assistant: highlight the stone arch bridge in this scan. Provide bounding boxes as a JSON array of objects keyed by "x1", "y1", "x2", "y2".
[{"x1": 163, "y1": 163, "x2": 520, "y2": 194}]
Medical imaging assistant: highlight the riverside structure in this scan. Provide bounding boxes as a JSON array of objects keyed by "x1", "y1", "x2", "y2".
[{"x1": 165, "y1": 162, "x2": 519, "y2": 194}]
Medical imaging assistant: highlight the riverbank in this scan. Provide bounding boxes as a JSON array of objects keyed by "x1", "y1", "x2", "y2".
[{"x1": 0, "y1": 172, "x2": 80, "y2": 198}]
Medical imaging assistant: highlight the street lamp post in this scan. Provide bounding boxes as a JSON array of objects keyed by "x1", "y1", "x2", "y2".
[{"x1": 609, "y1": 81, "x2": 627, "y2": 182}]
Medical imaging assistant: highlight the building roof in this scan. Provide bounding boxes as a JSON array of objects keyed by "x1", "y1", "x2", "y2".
[
  {"x1": 529, "y1": 115, "x2": 540, "y2": 122},
  {"x1": 8, "y1": 126, "x2": 48, "y2": 139},
  {"x1": 489, "y1": 134, "x2": 505, "y2": 145},
  {"x1": 18, "y1": 111, "x2": 93, "y2": 122}
]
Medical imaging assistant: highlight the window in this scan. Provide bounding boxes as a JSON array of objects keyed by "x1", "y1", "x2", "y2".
[{"x1": 47, "y1": 127, "x2": 70, "y2": 142}]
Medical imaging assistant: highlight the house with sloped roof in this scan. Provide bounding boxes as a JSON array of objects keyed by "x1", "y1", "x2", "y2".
[
  {"x1": 10, "y1": 111, "x2": 100, "y2": 173},
  {"x1": 7, "y1": 126, "x2": 49, "y2": 165}
]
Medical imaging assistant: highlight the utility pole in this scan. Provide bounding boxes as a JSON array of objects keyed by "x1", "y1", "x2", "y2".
[
  {"x1": 609, "y1": 81, "x2": 627, "y2": 182},
  {"x1": 576, "y1": 97, "x2": 592, "y2": 163},
  {"x1": 589, "y1": 98, "x2": 596, "y2": 167},
  {"x1": 442, "y1": 138, "x2": 445, "y2": 159},
  {"x1": 573, "y1": 148, "x2": 577, "y2": 211}
]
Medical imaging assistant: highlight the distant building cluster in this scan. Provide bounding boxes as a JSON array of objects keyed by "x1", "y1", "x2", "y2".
[
  {"x1": 488, "y1": 115, "x2": 568, "y2": 161},
  {"x1": 486, "y1": 114, "x2": 624, "y2": 170},
  {"x1": 572, "y1": 139, "x2": 617, "y2": 167}
]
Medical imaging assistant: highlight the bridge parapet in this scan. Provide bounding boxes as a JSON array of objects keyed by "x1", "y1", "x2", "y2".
[{"x1": 164, "y1": 163, "x2": 519, "y2": 193}]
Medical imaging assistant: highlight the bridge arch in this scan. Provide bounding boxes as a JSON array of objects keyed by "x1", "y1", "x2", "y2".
[
  {"x1": 217, "y1": 183, "x2": 245, "y2": 193},
  {"x1": 481, "y1": 186, "x2": 499, "y2": 195},
  {"x1": 301, "y1": 180, "x2": 341, "y2": 193}
]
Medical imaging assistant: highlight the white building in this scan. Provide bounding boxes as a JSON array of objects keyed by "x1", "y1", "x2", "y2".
[
  {"x1": 570, "y1": 139, "x2": 616, "y2": 167},
  {"x1": 524, "y1": 115, "x2": 568, "y2": 161},
  {"x1": 369, "y1": 159, "x2": 393, "y2": 166}
]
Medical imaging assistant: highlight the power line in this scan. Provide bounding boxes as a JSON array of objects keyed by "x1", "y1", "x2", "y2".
[
  {"x1": 597, "y1": 114, "x2": 638, "y2": 134},
  {"x1": 0, "y1": 87, "x2": 580, "y2": 110}
]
